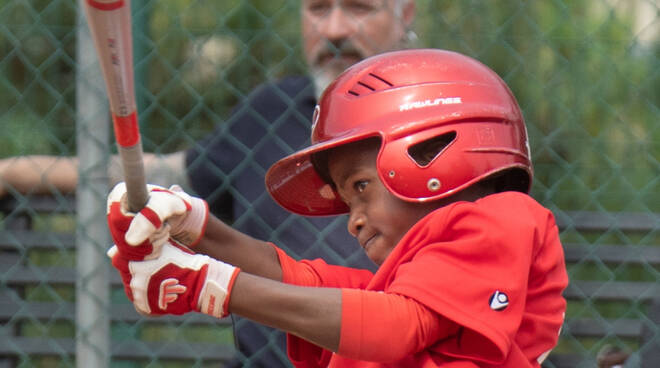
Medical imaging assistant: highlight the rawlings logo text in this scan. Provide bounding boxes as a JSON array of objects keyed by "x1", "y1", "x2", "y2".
[{"x1": 399, "y1": 97, "x2": 462, "y2": 112}]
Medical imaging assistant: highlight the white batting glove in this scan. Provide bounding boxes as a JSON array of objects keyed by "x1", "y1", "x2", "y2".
[
  {"x1": 108, "y1": 241, "x2": 240, "y2": 318},
  {"x1": 107, "y1": 182, "x2": 209, "y2": 249}
]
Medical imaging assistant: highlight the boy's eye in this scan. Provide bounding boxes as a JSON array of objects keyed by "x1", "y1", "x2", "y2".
[{"x1": 354, "y1": 180, "x2": 368, "y2": 193}]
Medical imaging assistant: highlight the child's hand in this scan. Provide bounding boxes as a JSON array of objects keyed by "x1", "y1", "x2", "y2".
[
  {"x1": 107, "y1": 241, "x2": 240, "y2": 317},
  {"x1": 106, "y1": 182, "x2": 209, "y2": 260}
]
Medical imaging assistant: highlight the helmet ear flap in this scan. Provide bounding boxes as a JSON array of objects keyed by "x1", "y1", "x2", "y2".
[
  {"x1": 378, "y1": 121, "x2": 532, "y2": 203},
  {"x1": 378, "y1": 126, "x2": 461, "y2": 202}
]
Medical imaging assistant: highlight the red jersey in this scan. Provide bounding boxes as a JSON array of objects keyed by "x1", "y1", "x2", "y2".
[{"x1": 275, "y1": 192, "x2": 568, "y2": 367}]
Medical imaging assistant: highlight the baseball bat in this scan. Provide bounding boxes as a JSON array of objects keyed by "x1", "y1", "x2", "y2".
[{"x1": 83, "y1": 0, "x2": 148, "y2": 212}]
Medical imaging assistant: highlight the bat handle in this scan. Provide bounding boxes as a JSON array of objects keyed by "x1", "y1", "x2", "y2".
[
  {"x1": 119, "y1": 142, "x2": 148, "y2": 212},
  {"x1": 113, "y1": 112, "x2": 148, "y2": 212}
]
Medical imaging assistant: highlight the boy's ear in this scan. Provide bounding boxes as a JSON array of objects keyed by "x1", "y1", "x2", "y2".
[{"x1": 407, "y1": 131, "x2": 457, "y2": 167}]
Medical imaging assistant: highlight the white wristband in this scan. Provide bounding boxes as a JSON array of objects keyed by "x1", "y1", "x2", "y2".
[{"x1": 197, "y1": 258, "x2": 239, "y2": 318}]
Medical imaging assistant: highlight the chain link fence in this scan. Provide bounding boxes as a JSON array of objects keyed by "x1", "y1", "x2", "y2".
[{"x1": 1, "y1": 0, "x2": 658, "y2": 367}]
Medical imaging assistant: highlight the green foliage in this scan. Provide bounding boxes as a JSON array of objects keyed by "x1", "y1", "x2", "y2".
[
  {"x1": 417, "y1": 0, "x2": 659, "y2": 212},
  {"x1": 136, "y1": 0, "x2": 305, "y2": 152},
  {"x1": 0, "y1": 0, "x2": 77, "y2": 155}
]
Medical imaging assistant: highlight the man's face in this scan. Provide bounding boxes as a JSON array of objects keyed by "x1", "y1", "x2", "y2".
[{"x1": 301, "y1": 0, "x2": 413, "y2": 97}]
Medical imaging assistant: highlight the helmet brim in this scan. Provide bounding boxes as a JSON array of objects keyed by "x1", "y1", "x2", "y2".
[{"x1": 265, "y1": 131, "x2": 378, "y2": 216}]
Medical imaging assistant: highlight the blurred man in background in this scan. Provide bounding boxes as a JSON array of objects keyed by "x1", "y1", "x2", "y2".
[{"x1": 0, "y1": 0, "x2": 416, "y2": 366}]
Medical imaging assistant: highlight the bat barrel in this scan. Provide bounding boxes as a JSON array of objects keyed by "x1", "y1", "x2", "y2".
[{"x1": 84, "y1": 0, "x2": 149, "y2": 212}]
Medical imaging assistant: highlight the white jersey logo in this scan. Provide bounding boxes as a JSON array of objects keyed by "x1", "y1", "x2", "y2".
[{"x1": 489, "y1": 290, "x2": 509, "y2": 311}]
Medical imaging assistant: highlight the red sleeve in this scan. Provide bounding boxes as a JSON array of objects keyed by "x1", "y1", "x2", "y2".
[
  {"x1": 272, "y1": 243, "x2": 373, "y2": 288},
  {"x1": 270, "y1": 244, "x2": 376, "y2": 367},
  {"x1": 286, "y1": 334, "x2": 333, "y2": 368},
  {"x1": 338, "y1": 288, "x2": 458, "y2": 362}
]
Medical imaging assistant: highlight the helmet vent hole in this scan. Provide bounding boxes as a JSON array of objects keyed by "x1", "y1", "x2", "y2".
[
  {"x1": 347, "y1": 73, "x2": 394, "y2": 96},
  {"x1": 408, "y1": 131, "x2": 457, "y2": 167}
]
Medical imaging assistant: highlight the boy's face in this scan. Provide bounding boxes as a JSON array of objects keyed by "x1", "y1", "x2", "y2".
[{"x1": 327, "y1": 139, "x2": 437, "y2": 265}]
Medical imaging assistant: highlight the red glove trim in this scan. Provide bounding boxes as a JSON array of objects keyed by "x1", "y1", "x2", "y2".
[
  {"x1": 138, "y1": 206, "x2": 162, "y2": 229},
  {"x1": 110, "y1": 254, "x2": 134, "y2": 301},
  {"x1": 221, "y1": 268, "x2": 241, "y2": 317},
  {"x1": 107, "y1": 201, "x2": 154, "y2": 261}
]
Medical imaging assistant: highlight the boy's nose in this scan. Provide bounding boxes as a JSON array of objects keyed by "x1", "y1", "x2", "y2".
[{"x1": 347, "y1": 210, "x2": 365, "y2": 238}]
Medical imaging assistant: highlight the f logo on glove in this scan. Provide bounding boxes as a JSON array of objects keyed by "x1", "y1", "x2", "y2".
[{"x1": 158, "y1": 278, "x2": 187, "y2": 310}]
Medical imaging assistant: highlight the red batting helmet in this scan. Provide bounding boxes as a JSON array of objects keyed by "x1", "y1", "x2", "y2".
[{"x1": 265, "y1": 49, "x2": 532, "y2": 216}]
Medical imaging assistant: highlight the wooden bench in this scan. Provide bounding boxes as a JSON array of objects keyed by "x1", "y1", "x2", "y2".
[
  {"x1": 547, "y1": 211, "x2": 660, "y2": 367},
  {"x1": 0, "y1": 195, "x2": 236, "y2": 366},
  {"x1": 1, "y1": 196, "x2": 658, "y2": 366}
]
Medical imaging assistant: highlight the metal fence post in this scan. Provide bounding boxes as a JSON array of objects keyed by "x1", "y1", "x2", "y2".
[{"x1": 75, "y1": 0, "x2": 111, "y2": 366}]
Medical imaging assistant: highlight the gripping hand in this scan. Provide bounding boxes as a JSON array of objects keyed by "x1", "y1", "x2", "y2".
[
  {"x1": 107, "y1": 182, "x2": 209, "y2": 256},
  {"x1": 107, "y1": 242, "x2": 240, "y2": 317},
  {"x1": 106, "y1": 182, "x2": 211, "y2": 306}
]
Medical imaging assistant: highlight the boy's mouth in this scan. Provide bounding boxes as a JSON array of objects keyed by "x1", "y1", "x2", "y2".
[{"x1": 360, "y1": 234, "x2": 377, "y2": 251}]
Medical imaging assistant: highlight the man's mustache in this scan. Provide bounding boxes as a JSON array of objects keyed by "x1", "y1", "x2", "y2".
[{"x1": 312, "y1": 40, "x2": 365, "y2": 66}]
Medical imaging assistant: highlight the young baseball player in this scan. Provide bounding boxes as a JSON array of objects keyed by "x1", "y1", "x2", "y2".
[{"x1": 106, "y1": 49, "x2": 568, "y2": 367}]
